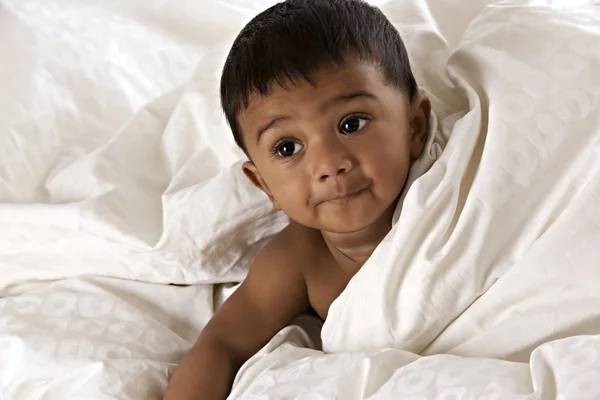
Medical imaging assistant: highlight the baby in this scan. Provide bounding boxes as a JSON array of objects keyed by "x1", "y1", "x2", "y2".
[{"x1": 164, "y1": 0, "x2": 430, "y2": 398}]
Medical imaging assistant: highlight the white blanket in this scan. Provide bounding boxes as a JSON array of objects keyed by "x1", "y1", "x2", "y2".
[{"x1": 1, "y1": 0, "x2": 600, "y2": 399}]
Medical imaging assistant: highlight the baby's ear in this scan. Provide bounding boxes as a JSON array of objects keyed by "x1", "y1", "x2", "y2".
[
  {"x1": 409, "y1": 95, "x2": 431, "y2": 160},
  {"x1": 242, "y1": 161, "x2": 280, "y2": 210}
]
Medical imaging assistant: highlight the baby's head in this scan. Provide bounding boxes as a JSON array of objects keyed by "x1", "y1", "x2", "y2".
[{"x1": 220, "y1": 0, "x2": 430, "y2": 234}]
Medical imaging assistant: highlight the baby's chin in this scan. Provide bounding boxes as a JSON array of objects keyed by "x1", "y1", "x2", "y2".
[
  {"x1": 312, "y1": 196, "x2": 401, "y2": 234},
  {"x1": 286, "y1": 212, "x2": 372, "y2": 234},
  {"x1": 314, "y1": 209, "x2": 389, "y2": 235}
]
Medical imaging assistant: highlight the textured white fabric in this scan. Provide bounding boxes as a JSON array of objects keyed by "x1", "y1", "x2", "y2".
[
  {"x1": 1, "y1": 0, "x2": 600, "y2": 399},
  {"x1": 0, "y1": 0, "x2": 287, "y2": 289}
]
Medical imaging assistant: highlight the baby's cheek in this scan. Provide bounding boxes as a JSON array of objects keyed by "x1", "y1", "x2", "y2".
[
  {"x1": 380, "y1": 159, "x2": 410, "y2": 195},
  {"x1": 273, "y1": 181, "x2": 307, "y2": 210}
]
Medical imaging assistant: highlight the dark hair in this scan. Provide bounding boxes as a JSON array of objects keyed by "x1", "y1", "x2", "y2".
[{"x1": 220, "y1": 0, "x2": 418, "y2": 151}]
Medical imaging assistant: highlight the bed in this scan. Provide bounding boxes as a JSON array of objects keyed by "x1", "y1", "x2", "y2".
[{"x1": 1, "y1": 0, "x2": 600, "y2": 398}]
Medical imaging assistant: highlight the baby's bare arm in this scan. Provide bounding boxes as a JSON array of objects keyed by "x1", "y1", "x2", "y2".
[{"x1": 163, "y1": 224, "x2": 311, "y2": 400}]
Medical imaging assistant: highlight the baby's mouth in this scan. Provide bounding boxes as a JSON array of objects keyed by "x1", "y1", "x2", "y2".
[
  {"x1": 315, "y1": 184, "x2": 370, "y2": 206},
  {"x1": 328, "y1": 188, "x2": 366, "y2": 202}
]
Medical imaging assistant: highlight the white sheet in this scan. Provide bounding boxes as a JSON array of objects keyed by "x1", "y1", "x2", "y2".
[{"x1": 1, "y1": 0, "x2": 600, "y2": 399}]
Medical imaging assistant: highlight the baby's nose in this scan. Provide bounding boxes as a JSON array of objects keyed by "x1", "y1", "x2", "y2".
[
  {"x1": 319, "y1": 164, "x2": 349, "y2": 182},
  {"x1": 313, "y1": 140, "x2": 355, "y2": 182}
]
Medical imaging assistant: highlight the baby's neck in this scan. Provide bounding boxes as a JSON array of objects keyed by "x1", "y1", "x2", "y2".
[{"x1": 321, "y1": 202, "x2": 396, "y2": 274}]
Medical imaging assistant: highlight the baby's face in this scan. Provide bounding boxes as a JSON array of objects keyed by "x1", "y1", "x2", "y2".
[{"x1": 239, "y1": 61, "x2": 428, "y2": 234}]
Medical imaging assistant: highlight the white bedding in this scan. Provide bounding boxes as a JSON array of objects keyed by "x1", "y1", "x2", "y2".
[{"x1": 1, "y1": 0, "x2": 600, "y2": 399}]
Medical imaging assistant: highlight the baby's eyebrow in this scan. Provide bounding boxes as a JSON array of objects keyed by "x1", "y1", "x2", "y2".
[
  {"x1": 321, "y1": 90, "x2": 378, "y2": 111},
  {"x1": 256, "y1": 115, "x2": 291, "y2": 144}
]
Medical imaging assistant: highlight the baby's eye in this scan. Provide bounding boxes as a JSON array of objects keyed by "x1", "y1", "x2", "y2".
[
  {"x1": 339, "y1": 117, "x2": 369, "y2": 135},
  {"x1": 276, "y1": 141, "x2": 304, "y2": 158}
]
